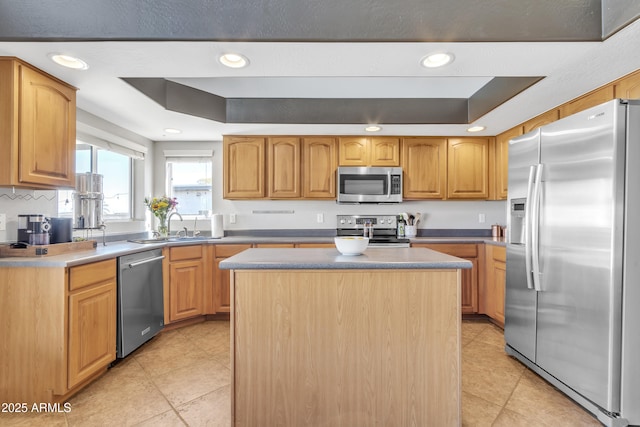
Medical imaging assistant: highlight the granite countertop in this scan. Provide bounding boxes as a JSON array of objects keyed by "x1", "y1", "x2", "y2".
[
  {"x1": 219, "y1": 247, "x2": 473, "y2": 270},
  {"x1": 0, "y1": 235, "x2": 505, "y2": 267}
]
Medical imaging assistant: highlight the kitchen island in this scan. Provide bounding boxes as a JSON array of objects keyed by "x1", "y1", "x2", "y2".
[{"x1": 220, "y1": 247, "x2": 471, "y2": 426}]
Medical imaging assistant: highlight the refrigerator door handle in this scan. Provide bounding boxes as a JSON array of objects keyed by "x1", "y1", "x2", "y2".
[
  {"x1": 531, "y1": 163, "x2": 543, "y2": 292},
  {"x1": 524, "y1": 165, "x2": 537, "y2": 290}
]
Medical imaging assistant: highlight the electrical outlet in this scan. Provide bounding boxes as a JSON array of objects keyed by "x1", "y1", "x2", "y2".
[
  {"x1": 229, "y1": 213, "x2": 237, "y2": 224},
  {"x1": 317, "y1": 213, "x2": 324, "y2": 223},
  {"x1": 0, "y1": 213, "x2": 6, "y2": 231},
  {"x1": 478, "y1": 213, "x2": 486, "y2": 224}
]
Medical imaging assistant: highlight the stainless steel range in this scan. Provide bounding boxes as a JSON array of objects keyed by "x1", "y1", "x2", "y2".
[{"x1": 336, "y1": 214, "x2": 410, "y2": 248}]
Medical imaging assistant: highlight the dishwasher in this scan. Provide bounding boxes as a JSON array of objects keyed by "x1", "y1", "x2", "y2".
[{"x1": 117, "y1": 248, "x2": 165, "y2": 358}]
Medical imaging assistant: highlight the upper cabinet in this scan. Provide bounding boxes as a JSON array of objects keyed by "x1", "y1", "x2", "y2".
[
  {"x1": 402, "y1": 137, "x2": 447, "y2": 199},
  {"x1": 447, "y1": 138, "x2": 490, "y2": 199},
  {"x1": 560, "y1": 85, "x2": 615, "y2": 118},
  {"x1": 338, "y1": 137, "x2": 400, "y2": 166},
  {"x1": 302, "y1": 137, "x2": 337, "y2": 199},
  {"x1": 615, "y1": 70, "x2": 640, "y2": 99},
  {"x1": 0, "y1": 57, "x2": 76, "y2": 189},
  {"x1": 267, "y1": 137, "x2": 301, "y2": 198},
  {"x1": 494, "y1": 128, "x2": 521, "y2": 200},
  {"x1": 223, "y1": 136, "x2": 266, "y2": 199}
]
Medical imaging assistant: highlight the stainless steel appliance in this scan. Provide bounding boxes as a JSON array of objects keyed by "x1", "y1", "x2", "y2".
[
  {"x1": 49, "y1": 217, "x2": 73, "y2": 243},
  {"x1": 73, "y1": 172, "x2": 104, "y2": 229},
  {"x1": 117, "y1": 249, "x2": 165, "y2": 358},
  {"x1": 337, "y1": 214, "x2": 410, "y2": 247},
  {"x1": 17, "y1": 214, "x2": 50, "y2": 245},
  {"x1": 337, "y1": 166, "x2": 402, "y2": 204},
  {"x1": 505, "y1": 99, "x2": 640, "y2": 426}
]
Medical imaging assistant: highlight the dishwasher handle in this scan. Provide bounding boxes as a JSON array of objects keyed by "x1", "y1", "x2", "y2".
[{"x1": 127, "y1": 255, "x2": 165, "y2": 269}]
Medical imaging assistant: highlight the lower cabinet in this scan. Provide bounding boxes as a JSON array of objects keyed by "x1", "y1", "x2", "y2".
[
  {"x1": 0, "y1": 258, "x2": 117, "y2": 404},
  {"x1": 167, "y1": 245, "x2": 205, "y2": 322},
  {"x1": 484, "y1": 245, "x2": 506, "y2": 326},
  {"x1": 213, "y1": 244, "x2": 252, "y2": 312},
  {"x1": 68, "y1": 259, "x2": 117, "y2": 389},
  {"x1": 412, "y1": 243, "x2": 479, "y2": 314}
]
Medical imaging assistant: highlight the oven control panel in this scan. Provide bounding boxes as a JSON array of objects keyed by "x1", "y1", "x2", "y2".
[{"x1": 337, "y1": 214, "x2": 397, "y2": 230}]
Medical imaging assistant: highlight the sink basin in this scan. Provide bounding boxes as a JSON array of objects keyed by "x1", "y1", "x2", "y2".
[{"x1": 128, "y1": 236, "x2": 209, "y2": 244}]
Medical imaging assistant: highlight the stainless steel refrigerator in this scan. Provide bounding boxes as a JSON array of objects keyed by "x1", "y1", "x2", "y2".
[{"x1": 505, "y1": 99, "x2": 640, "y2": 427}]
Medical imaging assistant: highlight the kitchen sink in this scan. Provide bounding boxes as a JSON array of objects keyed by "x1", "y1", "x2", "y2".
[{"x1": 128, "y1": 236, "x2": 209, "y2": 244}]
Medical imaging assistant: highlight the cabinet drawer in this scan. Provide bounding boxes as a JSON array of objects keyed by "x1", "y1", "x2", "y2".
[
  {"x1": 492, "y1": 246, "x2": 506, "y2": 262},
  {"x1": 215, "y1": 244, "x2": 251, "y2": 258},
  {"x1": 169, "y1": 245, "x2": 204, "y2": 261},
  {"x1": 415, "y1": 243, "x2": 478, "y2": 258},
  {"x1": 69, "y1": 259, "x2": 117, "y2": 291}
]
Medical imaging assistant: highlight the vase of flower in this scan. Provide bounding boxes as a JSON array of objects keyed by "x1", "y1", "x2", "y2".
[{"x1": 144, "y1": 196, "x2": 178, "y2": 238}]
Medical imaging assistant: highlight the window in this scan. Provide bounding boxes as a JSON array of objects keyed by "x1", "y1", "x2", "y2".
[
  {"x1": 58, "y1": 143, "x2": 133, "y2": 220},
  {"x1": 166, "y1": 159, "x2": 212, "y2": 216}
]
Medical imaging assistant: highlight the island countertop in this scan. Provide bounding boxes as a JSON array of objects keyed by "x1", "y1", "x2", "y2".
[{"x1": 219, "y1": 247, "x2": 473, "y2": 270}]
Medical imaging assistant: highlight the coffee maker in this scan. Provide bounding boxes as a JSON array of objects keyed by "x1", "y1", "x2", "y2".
[{"x1": 17, "y1": 214, "x2": 51, "y2": 245}]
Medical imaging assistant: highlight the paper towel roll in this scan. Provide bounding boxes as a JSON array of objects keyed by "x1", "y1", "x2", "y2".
[{"x1": 211, "y1": 213, "x2": 224, "y2": 238}]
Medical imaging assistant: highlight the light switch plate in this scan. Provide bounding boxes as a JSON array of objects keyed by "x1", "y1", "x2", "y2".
[
  {"x1": 229, "y1": 213, "x2": 237, "y2": 224},
  {"x1": 478, "y1": 213, "x2": 486, "y2": 223},
  {"x1": 317, "y1": 213, "x2": 324, "y2": 223},
  {"x1": 0, "y1": 213, "x2": 6, "y2": 231}
]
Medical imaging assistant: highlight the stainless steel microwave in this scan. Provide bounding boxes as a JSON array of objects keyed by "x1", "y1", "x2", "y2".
[{"x1": 337, "y1": 166, "x2": 403, "y2": 203}]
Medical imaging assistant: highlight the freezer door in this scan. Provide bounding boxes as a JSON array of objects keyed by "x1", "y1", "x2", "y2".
[
  {"x1": 536, "y1": 99, "x2": 625, "y2": 412},
  {"x1": 504, "y1": 130, "x2": 540, "y2": 362}
]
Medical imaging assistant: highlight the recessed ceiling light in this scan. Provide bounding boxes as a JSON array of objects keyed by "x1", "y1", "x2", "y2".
[
  {"x1": 48, "y1": 53, "x2": 89, "y2": 70},
  {"x1": 163, "y1": 128, "x2": 182, "y2": 134},
  {"x1": 365, "y1": 125, "x2": 382, "y2": 132},
  {"x1": 219, "y1": 53, "x2": 249, "y2": 68},
  {"x1": 421, "y1": 52, "x2": 454, "y2": 68},
  {"x1": 467, "y1": 125, "x2": 486, "y2": 133}
]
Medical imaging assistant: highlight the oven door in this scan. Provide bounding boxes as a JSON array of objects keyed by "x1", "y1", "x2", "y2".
[{"x1": 337, "y1": 167, "x2": 402, "y2": 203}]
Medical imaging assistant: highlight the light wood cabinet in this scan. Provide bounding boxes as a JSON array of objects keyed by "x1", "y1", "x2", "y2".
[
  {"x1": 0, "y1": 57, "x2": 76, "y2": 189},
  {"x1": 213, "y1": 244, "x2": 252, "y2": 312},
  {"x1": 412, "y1": 243, "x2": 479, "y2": 314},
  {"x1": 522, "y1": 109, "x2": 560, "y2": 134},
  {"x1": 484, "y1": 245, "x2": 506, "y2": 326},
  {"x1": 338, "y1": 136, "x2": 400, "y2": 166},
  {"x1": 615, "y1": 70, "x2": 640, "y2": 99},
  {"x1": 401, "y1": 137, "x2": 447, "y2": 199},
  {"x1": 0, "y1": 258, "x2": 116, "y2": 404},
  {"x1": 447, "y1": 138, "x2": 489, "y2": 199},
  {"x1": 302, "y1": 137, "x2": 337, "y2": 199},
  {"x1": 168, "y1": 245, "x2": 205, "y2": 322},
  {"x1": 267, "y1": 136, "x2": 301, "y2": 198},
  {"x1": 295, "y1": 243, "x2": 335, "y2": 248},
  {"x1": 223, "y1": 136, "x2": 265, "y2": 199},
  {"x1": 68, "y1": 259, "x2": 117, "y2": 388},
  {"x1": 495, "y1": 128, "x2": 521, "y2": 200},
  {"x1": 560, "y1": 85, "x2": 615, "y2": 118}
]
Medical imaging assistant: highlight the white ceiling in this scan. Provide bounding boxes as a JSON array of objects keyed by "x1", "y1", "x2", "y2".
[{"x1": 1, "y1": 18, "x2": 640, "y2": 141}]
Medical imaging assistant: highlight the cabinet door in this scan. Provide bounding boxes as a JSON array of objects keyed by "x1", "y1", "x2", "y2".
[
  {"x1": 522, "y1": 109, "x2": 560, "y2": 133},
  {"x1": 560, "y1": 85, "x2": 615, "y2": 118},
  {"x1": 615, "y1": 70, "x2": 640, "y2": 99},
  {"x1": 224, "y1": 136, "x2": 265, "y2": 198},
  {"x1": 412, "y1": 243, "x2": 479, "y2": 313},
  {"x1": 169, "y1": 259, "x2": 204, "y2": 321},
  {"x1": 302, "y1": 137, "x2": 337, "y2": 199},
  {"x1": 68, "y1": 281, "x2": 116, "y2": 388},
  {"x1": 338, "y1": 137, "x2": 369, "y2": 166},
  {"x1": 267, "y1": 137, "x2": 301, "y2": 198},
  {"x1": 495, "y1": 128, "x2": 522, "y2": 200},
  {"x1": 447, "y1": 138, "x2": 489, "y2": 199},
  {"x1": 213, "y1": 244, "x2": 252, "y2": 312},
  {"x1": 19, "y1": 64, "x2": 76, "y2": 188},
  {"x1": 401, "y1": 137, "x2": 447, "y2": 199},
  {"x1": 370, "y1": 137, "x2": 400, "y2": 166},
  {"x1": 485, "y1": 245, "x2": 506, "y2": 326}
]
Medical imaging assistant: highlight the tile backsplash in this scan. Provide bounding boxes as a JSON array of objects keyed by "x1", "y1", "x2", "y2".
[{"x1": 0, "y1": 188, "x2": 58, "y2": 242}]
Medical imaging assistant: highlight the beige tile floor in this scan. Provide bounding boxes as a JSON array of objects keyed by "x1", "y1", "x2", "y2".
[{"x1": 0, "y1": 319, "x2": 601, "y2": 426}]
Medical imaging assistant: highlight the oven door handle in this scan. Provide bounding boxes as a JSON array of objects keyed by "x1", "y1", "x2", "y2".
[{"x1": 128, "y1": 255, "x2": 165, "y2": 269}]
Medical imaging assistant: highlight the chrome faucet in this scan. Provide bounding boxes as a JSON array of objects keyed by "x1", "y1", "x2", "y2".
[{"x1": 167, "y1": 211, "x2": 183, "y2": 236}]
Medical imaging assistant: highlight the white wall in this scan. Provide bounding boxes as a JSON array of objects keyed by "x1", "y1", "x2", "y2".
[{"x1": 155, "y1": 140, "x2": 507, "y2": 234}]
